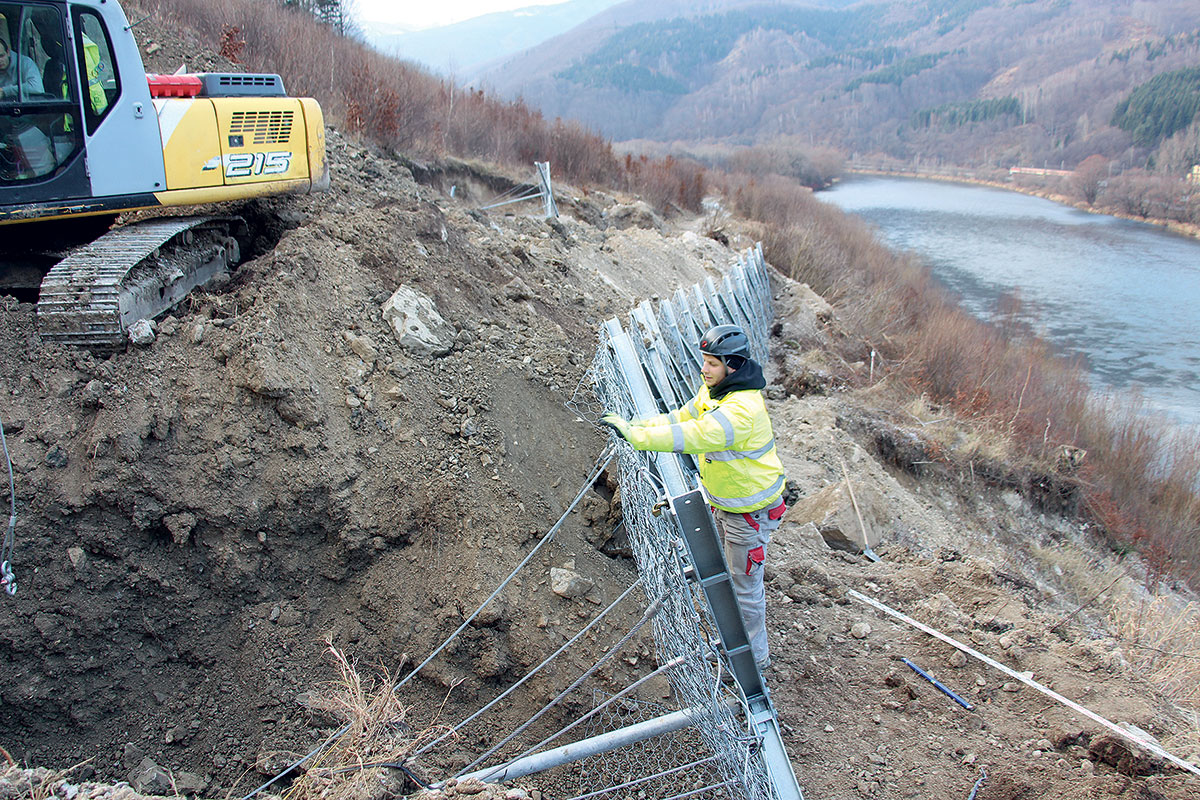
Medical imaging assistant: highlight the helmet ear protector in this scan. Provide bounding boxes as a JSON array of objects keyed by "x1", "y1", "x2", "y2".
[{"x1": 699, "y1": 324, "x2": 750, "y2": 368}]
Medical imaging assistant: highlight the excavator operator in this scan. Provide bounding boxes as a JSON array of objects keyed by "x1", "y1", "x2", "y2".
[
  {"x1": 0, "y1": 35, "x2": 41, "y2": 100},
  {"x1": 601, "y1": 324, "x2": 787, "y2": 670},
  {"x1": 0, "y1": 35, "x2": 54, "y2": 180}
]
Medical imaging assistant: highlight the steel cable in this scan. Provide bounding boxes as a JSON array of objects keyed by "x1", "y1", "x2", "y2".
[
  {"x1": 241, "y1": 446, "x2": 616, "y2": 800},
  {"x1": 393, "y1": 442, "x2": 615, "y2": 692},
  {"x1": 413, "y1": 576, "x2": 645, "y2": 757},
  {"x1": 239, "y1": 722, "x2": 352, "y2": 800},
  {"x1": 502, "y1": 654, "x2": 689, "y2": 767},
  {"x1": 0, "y1": 411, "x2": 17, "y2": 596},
  {"x1": 458, "y1": 595, "x2": 665, "y2": 781},
  {"x1": 564, "y1": 755, "x2": 720, "y2": 800}
]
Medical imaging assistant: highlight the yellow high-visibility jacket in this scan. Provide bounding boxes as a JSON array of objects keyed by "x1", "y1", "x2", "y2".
[
  {"x1": 84, "y1": 35, "x2": 108, "y2": 115},
  {"x1": 626, "y1": 360, "x2": 785, "y2": 513}
]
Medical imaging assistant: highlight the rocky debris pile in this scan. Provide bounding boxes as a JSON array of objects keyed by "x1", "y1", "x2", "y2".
[
  {"x1": 0, "y1": 765, "x2": 185, "y2": 800},
  {"x1": 0, "y1": 120, "x2": 765, "y2": 790}
]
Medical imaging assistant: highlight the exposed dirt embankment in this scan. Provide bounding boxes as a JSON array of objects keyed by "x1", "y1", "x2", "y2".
[{"x1": 0, "y1": 130, "x2": 742, "y2": 789}]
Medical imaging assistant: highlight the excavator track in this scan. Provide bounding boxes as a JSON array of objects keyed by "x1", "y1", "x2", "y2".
[{"x1": 37, "y1": 216, "x2": 240, "y2": 349}]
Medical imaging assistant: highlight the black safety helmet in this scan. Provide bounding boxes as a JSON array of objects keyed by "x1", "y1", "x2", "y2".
[{"x1": 699, "y1": 324, "x2": 750, "y2": 369}]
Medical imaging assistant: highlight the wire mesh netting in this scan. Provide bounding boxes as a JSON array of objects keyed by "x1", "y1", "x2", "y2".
[
  {"x1": 554, "y1": 693, "x2": 728, "y2": 799},
  {"x1": 564, "y1": 246, "x2": 781, "y2": 800}
]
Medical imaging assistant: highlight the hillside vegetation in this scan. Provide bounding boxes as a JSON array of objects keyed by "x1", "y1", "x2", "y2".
[
  {"x1": 482, "y1": 0, "x2": 1200, "y2": 177},
  {"x1": 1113, "y1": 66, "x2": 1200, "y2": 146}
]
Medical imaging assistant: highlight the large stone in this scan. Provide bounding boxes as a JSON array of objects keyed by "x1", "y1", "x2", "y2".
[
  {"x1": 128, "y1": 319, "x2": 156, "y2": 347},
  {"x1": 381, "y1": 285, "x2": 455, "y2": 356},
  {"x1": 502, "y1": 277, "x2": 533, "y2": 301},
  {"x1": 254, "y1": 750, "x2": 297, "y2": 777},
  {"x1": 550, "y1": 567, "x2": 594, "y2": 599},
  {"x1": 342, "y1": 330, "x2": 379, "y2": 364},
  {"x1": 227, "y1": 344, "x2": 325, "y2": 428},
  {"x1": 163, "y1": 512, "x2": 197, "y2": 546},
  {"x1": 790, "y1": 480, "x2": 884, "y2": 552},
  {"x1": 918, "y1": 593, "x2": 972, "y2": 631},
  {"x1": 794, "y1": 283, "x2": 834, "y2": 323},
  {"x1": 276, "y1": 387, "x2": 326, "y2": 429},
  {"x1": 44, "y1": 447, "x2": 68, "y2": 468},
  {"x1": 174, "y1": 772, "x2": 207, "y2": 795},
  {"x1": 1086, "y1": 724, "x2": 1164, "y2": 776},
  {"x1": 129, "y1": 757, "x2": 173, "y2": 795},
  {"x1": 228, "y1": 343, "x2": 296, "y2": 398}
]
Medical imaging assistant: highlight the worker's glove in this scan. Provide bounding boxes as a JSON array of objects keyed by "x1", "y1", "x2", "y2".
[{"x1": 599, "y1": 413, "x2": 633, "y2": 441}]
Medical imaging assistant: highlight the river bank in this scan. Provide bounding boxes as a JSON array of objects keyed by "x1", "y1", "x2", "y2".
[
  {"x1": 844, "y1": 166, "x2": 1200, "y2": 241},
  {"x1": 820, "y1": 173, "x2": 1200, "y2": 428}
]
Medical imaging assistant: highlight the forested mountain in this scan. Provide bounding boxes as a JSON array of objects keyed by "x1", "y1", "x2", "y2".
[{"x1": 477, "y1": 0, "x2": 1200, "y2": 172}]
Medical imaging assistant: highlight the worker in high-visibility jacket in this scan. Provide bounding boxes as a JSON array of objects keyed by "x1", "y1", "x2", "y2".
[
  {"x1": 82, "y1": 33, "x2": 108, "y2": 115},
  {"x1": 602, "y1": 324, "x2": 786, "y2": 670}
]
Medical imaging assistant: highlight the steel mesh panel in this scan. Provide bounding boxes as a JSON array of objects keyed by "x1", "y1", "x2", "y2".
[{"x1": 569, "y1": 246, "x2": 780, "y2": 800}]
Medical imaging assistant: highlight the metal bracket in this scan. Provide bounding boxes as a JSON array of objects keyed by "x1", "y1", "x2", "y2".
[{"x1": 668, "y1": 489, "x2": 803, "y2": 800}]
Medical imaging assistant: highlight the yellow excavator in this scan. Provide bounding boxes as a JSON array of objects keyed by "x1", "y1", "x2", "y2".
[{"x1": 0, "y1": 0, "x2": 328, "y2": 347}]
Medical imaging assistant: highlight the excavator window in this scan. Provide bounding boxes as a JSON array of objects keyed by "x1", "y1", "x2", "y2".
[
  {"x1": 0, "y1": 2, "x2": 82, "y2": 184},
  {"x1": 72, "y1": 8, "x2": 116, "y2": 131}
]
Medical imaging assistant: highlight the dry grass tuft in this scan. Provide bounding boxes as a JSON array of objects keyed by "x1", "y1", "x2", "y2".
[
  {"x1": 1032, "y1": 543, "x2": 1200, "y2": 733},
  {"x1": 1117, "y1": 597, "x2": 1200, "y2": 710},
  {"x1": 280, "y1": 644, "x2": 445, "y2": 800},
  {"x1": 0, "y1": 758, "x2": 92, "y2": 800}
]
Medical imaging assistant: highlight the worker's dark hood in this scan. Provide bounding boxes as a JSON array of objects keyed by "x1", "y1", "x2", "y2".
[{"x1": 709, "y1": 358, "x2": 765, "y2": 400}]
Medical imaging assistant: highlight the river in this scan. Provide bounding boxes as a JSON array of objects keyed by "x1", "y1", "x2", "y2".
[{"x1": 818, "y1": 176, "x2": 1200, "y2": 426}]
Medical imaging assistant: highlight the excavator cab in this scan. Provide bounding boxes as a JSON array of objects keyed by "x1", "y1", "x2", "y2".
[
  {"x1": 0, "y1": 1, "x2": 114, "y2": 190},
  {"x1": 1, "y1": 0, "x2": 163, "y2": 209}
]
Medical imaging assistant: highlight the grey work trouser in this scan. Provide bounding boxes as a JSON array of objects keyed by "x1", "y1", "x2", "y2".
[{"x1": 714, "y1": 503, "x2": 783, "y2": 667}]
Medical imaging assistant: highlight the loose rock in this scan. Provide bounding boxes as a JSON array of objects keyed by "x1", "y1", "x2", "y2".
[
  {"x1": 128, "y1": 319, "x2": 156, "y2": 347},
  {"x1": 550, "y1": 567, "x2": 594, "y2": 598}
]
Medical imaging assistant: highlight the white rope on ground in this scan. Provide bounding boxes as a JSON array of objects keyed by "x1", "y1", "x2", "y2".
[
  {"x1": 564, "y1": 755, "x2": 720, "y2": 800},
  {"x1": 849, "y1": 589, "x2": 1200, "y2": 779},
  {"x1": 459, "y1": 595, "x2": 666, "y2": 781},
  {"x1": 394, "y1": 443, "x2": 616, "y2": 692},
  {"x1": 414, "y1": 577, "x2": 645, "y2": 757}
]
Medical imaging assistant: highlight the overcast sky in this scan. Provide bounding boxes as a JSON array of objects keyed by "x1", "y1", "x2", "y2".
[{"x1": 354, "y1": 0, "x2": 572, "y2": 30}]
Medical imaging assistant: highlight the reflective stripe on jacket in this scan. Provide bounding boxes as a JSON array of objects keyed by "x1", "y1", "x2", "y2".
[{"x1": 631, "y1": 380, "x2": 784, "y2": 514}]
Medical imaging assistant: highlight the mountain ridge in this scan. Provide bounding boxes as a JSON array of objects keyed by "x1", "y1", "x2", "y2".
[{"x1": 477, "y1": 0, "x2": 1200, "y2": 170}]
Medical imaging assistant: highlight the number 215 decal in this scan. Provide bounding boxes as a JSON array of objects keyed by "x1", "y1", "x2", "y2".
[{"x1": 224, "y1": 151, "x2": 293, "y2": 178}]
